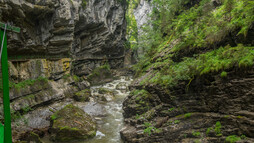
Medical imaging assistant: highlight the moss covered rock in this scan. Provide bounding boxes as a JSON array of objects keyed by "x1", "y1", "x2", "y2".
[
  {"x1": 74, "y1": 89, "x2": 91, "y2": 102},
  {"x1": 87, "y1": 64, "x2": 113, "y2": 85},
  {"x1": 50, "y1": 104, "x2": 96, "y2": 142}
]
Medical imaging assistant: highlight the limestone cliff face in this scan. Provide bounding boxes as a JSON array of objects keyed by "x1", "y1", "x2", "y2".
[
  {"x1": 133, "y1": 0, "x2": 153, "y2": 58},
  {"x1": 134, "y1": 0, "x2": 152, "y2": 33},
  {"x1": 0, "y1": 0, "x2": 126, "y2": 74}
]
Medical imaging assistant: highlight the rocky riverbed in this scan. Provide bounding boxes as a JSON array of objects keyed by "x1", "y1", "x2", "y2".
[{"x1": 15, "y1": 76, "x2": 133, "y2": 143}]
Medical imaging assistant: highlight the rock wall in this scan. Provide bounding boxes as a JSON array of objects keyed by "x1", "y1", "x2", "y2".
[
  {"x1": 8, "y1": 58, "x2": 71, "y2": 81},
  {"x1": 121, "y1": 68, "x2": 254, "y2": 143},
  {"x1": 0, "y1": 0, "x2": 126, "y2": 74},
  {"x1": 133, "y1": 0, "x2": 152, "y2": 58},
  {"x1": 0, "y1": 0, "x2": 127, "y2": 141},
  {"x1": 134, "y1": 0, "x2": 152, "y2": 33}
]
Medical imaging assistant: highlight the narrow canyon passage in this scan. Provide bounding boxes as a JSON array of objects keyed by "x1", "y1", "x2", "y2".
[
  {"x1": 0, "y1": 0, "x2": 253, "y2": 142},
  {"x1": 41, "y1": 76, "x2": 133, "y2": 143}
]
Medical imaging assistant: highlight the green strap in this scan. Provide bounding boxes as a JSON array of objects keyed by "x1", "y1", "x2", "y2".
[{"x1": 0, "y1": 29, "x2": 12, "y2": 143}]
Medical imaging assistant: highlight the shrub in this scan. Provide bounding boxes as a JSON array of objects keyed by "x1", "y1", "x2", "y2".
[{"x1": 225, "y1": 135, "x2": 241, "y2": 143}]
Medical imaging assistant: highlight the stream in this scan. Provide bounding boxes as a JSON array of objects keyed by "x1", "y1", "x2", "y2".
[
  {"x1": 85, "y1": 76, "x2": 132, "y2": 143},
  {"x1": 42, "y1": 76, "x2": 132, "y2": 143}
]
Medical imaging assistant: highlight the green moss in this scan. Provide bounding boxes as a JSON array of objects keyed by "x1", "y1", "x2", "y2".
[
  {"x1": 87, "y1": 63, "x2": 112, "y2": 85},
  {"x1": 168, "y1": 107, "x2": 175, "y2": 112},
  {"x1": 98, "y1": 88, "x2": 112, "y2": 94},
  {"x1": 184, "y1": 113, "x2": 191, "y2": 118},
  {"x1": 221, "y1": 71, "x2": 227, "y2": 78},
  {"x1": 174, "y1": 120, "x2": 180, "y2": 124},
  {"x1": 20, "y1": 104, "x2": 32, "y2": 114},
  {"x1": 237, "y1": 115, "x2": 243, "y2": 118},
  {"x1": 50, "y1": 104, "x2": 96, "y2": 142},
  {"x1": 10, "y1": 76, "x2": 48, "y2": 90},
  {"x1": 60, "y1": 126, "x2": 79, "y2": 131},
  {"x1": 225, "y1": 135, "x2": 241, "y2": 143},
  {"x1": 74, "y1": 89, "x2": 91, "y2": 102},
  {"x1": 73, "y1": 75, "x2": 81, "y2": 82},
  {"x1": 29, "y1": 132, "x2": 43, "y2": 143},
  {"x1": 194, "y1": 139, "x2": 201, "y2": 143}
]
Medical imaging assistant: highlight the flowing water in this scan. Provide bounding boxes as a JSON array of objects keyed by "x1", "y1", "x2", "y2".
[
  {"x1": 85, "y1": 76, "x2": 132, "y2": 143},
  {"x1": 42, "y1": 76, "x2": 132, "y2": 143}
]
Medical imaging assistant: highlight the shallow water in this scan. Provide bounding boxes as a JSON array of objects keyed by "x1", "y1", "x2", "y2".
[{"x1": 42, "y1": 76, "x2": 132, "y2": 143}]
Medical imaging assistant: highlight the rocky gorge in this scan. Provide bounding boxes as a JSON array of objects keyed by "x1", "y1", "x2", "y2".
[{"x1": 0, "y1": 0, "x2": 254, "y2": 143}]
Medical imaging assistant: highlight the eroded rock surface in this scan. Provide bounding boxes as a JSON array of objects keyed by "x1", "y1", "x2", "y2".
[
  {"x1": 0, "y1": 0, "x2": 126, "y2": 72},
  {"x1": 121, "y1": 69, "x2": 254, "y2": 143}
]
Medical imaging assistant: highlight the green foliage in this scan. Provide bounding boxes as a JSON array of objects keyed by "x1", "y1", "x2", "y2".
[
  {"x1": 126, "y1": 0, "x2": 139, "y2": 50},
  {"x1": 81, "y1": 0, "x2": 87, "y2": 9},
  {"x1": 11, "y1": 109, "x2": 22, "y2": 121},
  {"x1": 51, "y1": 114, "x2": 57, "y2": 120},
  {"x1": 221, "y1": 71, "x2": 227, "y2": 78},
  {"x1": 131, "y1": 0, "x2": 254, "y2": 87},
  {"x1": 143, "y1": 122, "x2": 158, "y2": 135},
  {"x1": 225, "y1": 135, "x2": 241, "y2": 143},
  {"x1": 150, "y1": 0, "x2": 253, "y2": 50},
  {"x1": 138, "y1": 45, "x2": 254, "y2": 88},
  {"x1": 240, "y1": 135, "x2": 246, "y2": 139},
  {"x1": 215, "y1": 121, "x2": 222, "y2": 136},
  {"x1": 23, "y1": 117, "x2": 29, "y2": 125},
  {"x1": 131, "y1": 89, "x2": 149, "y2": 96},
  {"x1": 206, "y1": 127, "x2": 212, "y2": 136},
  {"x1": 192, "y1": 131, "x2": 201, "y2": 137},
  {"x1": 135, "y1": 114, "x2": 141, "y2": 119},
  {"x1": 168, "y1": 107, "x2": 175, "y2": 112}
]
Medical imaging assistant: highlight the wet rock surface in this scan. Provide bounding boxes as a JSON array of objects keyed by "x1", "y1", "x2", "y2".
[
  {"x1": 83, "y1": 102, "x2": 107, "y2": 117},
  {"x1": 74, "y1": 89, "x2": 91, "y2": 102},
  {"x1": 121, "y1": 69, "x2": 254, "y2": 143}
]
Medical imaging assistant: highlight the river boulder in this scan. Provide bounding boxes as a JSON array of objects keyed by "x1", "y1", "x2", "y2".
[{"x1": 50, "y1": 104, "x2": 96, "y2": 142}]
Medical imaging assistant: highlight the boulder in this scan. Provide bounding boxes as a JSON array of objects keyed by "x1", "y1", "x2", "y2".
[
  {"x1": 87, "y1": 64, "x2": 113, "y2": 85},
  {"x1": 73, "y1": 89, "x2": 91, "y2": 102},
  {"x1": 50, "y1": 104, "x2": 96, "y2": 142}
]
